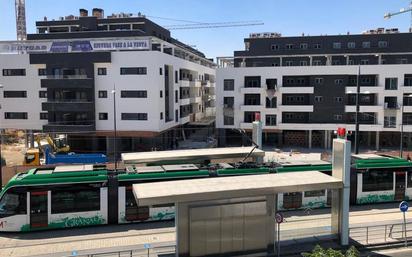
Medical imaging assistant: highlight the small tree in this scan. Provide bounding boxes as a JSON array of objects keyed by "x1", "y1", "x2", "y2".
[{"x1": 302, "y1": 245, "x2": 359, "y2": 257}]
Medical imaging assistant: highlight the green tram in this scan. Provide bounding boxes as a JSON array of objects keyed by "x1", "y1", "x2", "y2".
[{"x1": 0, "y1": 154, "x2": 411, "y2": 232}]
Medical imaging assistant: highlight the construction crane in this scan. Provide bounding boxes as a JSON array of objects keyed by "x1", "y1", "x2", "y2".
[
  {"x1": 163, "y1": 20, "x2": 264, "y2": 30},
  {"x1": 15, "y1": 0, "x2": 27, "y2": 40},
  {"x1": 384, "y1": 1, "x2": 412, "y2": 31},
  {"x1": 144, "y1": 14, "x2": 264, "y2": 30}
]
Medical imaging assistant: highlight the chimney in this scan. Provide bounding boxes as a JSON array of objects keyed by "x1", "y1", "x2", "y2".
[
  {"x1": 92, "y1": 8, "x2": 104, "y2": 18},
  {"x1": 79, "y1": 9, "x2": 88, "y2": 17}
]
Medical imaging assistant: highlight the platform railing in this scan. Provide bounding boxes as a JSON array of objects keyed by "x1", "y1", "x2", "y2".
[{"x1": 350, "y1": 221, "x2": 412, "y2": 245}]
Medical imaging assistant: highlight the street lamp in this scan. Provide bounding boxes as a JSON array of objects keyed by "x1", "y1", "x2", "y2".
[
  {"x1": 400, "y1": 94, "x2": 412, "y2": 158},
  {"x1": 354, "y1": 65, "x2": 361, "y2": 154},
  {"x1": 111, "y1": 85, "x2": 118, "y2": 171}
]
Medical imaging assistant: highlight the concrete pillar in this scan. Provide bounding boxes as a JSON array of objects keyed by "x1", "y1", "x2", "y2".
[
  {"x1": 346, "y1": 55, "x2": 350, "y2": 65},
  {"x1": 252, "y1": 120, "x2": 263, "y2": 164},
  {"x1": 308, "y1": 130, "x2": 312, "y2": 149},
  {"x1": 160, "y1": 43, "x2": 164, "y2": 53},
  {"x1": 378, "y1": 54, "x2": 382, "y2": 64},
  {"x1": 324, "y1": 130, "x2": 328, "y2": 149},
  {"x1": 331, "y1": 138, "x2": 351, "y2": 246},
  {"x1": 280, "y1": 57, "x2": 283, "y2": 67},
  {"x1": 376, "y1": 131, "x2": 380, "y2": 150},
  {"x1": 309, "y1": 56, "x2": 313, "y2": 66},
  {"x1": 367, "y1": 131, "x2": 372, "y2": 148},
  {"x1": 24, "y1": 130, "x2": 29, "y2": 148}
]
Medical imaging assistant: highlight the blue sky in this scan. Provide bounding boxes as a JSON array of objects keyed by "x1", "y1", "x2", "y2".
[{"x1": 0, "y1": 0, "x2": 411, "y2": 58}]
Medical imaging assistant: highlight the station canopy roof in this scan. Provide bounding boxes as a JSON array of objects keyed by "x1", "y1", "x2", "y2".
[
  {"x1": 122, "y1": 147, "x2": 265, "y2": 164},
  {"x1": 352, "y1": 154, "x2": 412, "y2": 169},
  {"x1": 133, "y1": 171, "x2": 342, "y2": 206}
]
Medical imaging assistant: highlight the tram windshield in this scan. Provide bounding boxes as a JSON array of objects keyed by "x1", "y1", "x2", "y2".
[{"x1": 0, "y1": 190, "x2": 26, "y2": 217}]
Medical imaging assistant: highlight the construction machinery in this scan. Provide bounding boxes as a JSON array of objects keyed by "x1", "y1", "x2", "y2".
[{"x1": 384, "y1": 1, "x2": 412, "y2": 31}]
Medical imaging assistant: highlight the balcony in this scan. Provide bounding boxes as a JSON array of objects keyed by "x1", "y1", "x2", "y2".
[
  {"x1": 279, "y1": 105, "x2": 313, "y2": 112},
  {"x1": 180, "y1": 98, "x2": 190, "y2": 106},
  {"x1": 42, "y1": 101, "x2": 94, "y2": 112},
  {"x1": 345, "y1": 105, "x2": 381, "y2": 113},
  {"x1": 41, "y1": 77, "x2": 94, "y2": 89},
  {"x1": 345, "y1": 86, "x2": 380, "y2": 94},
  {"x1": 43, "y1": 124, "x2": 95, "y2": 132},
  {"x1": 279, "y1": 87, "x2": 314, "y2": 94},
  {"x1": 190, "y1": 97, "x2": 202, "y2": 104},
  {"x1": 240, "y1": 105, "x2": 264, "y2": 111}
]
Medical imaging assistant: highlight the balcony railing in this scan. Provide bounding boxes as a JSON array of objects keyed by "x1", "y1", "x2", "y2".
[{"x1": 46, "y1": 75, "x2": 90, "y2": 79}]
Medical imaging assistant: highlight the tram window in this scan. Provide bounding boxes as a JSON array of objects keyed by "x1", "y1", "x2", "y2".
[
  {"x1": 0, "y1": 189, "x2": 27, "y2": 217},
  {"x1": 125, "y1": 188, "x2": 149, "y2": 221},
  {"x1": 407, "y1": 172, "x2": 412, "y2": 188},
  {"x1": 51, "y1": 188, "x2": 100, "y2": 214},
  {"x1": 304, "y1": 190, "x2": 325, "y2": 197},
  {"x1": 362, "y1": 170, "x2": 393, "y2": 192}
]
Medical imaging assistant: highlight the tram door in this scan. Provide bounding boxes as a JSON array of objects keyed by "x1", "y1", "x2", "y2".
[
  {"x1": 283, "y1": 192, "x2": 302, "y2": 209},
  {"x1": 395, "y1": 172, "x2": 406, "y2": 201},
  {"x1": 30, "y1": 191, "x2": 48, "y2": 228}
]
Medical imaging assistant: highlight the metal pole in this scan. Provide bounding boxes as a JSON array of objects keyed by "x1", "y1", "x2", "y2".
[
  {"x1": 112, "y1": 85, "x2": 117, "y2": 171},
  {"x1": 277, "y1": 223, "x2": 280, "y2": 257},
  {"x1": 354, "y1": 65, "x2": 360, "y2": 154},
  {"x1": 401, "y1": 103, "x2": 405, "y2": 158},
  {"x1": 404, "y1": 212, "x2": 408, "y2": 247}
]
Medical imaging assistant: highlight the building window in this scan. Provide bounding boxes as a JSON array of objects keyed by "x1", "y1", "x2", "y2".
[
  {"x1": 304, "y1": 190, "x2": 325, "y2": 197},
  {"x1": 335, "y1": 79, "x2": 344, "y2": 85},
  {"x1": 121, "y1": 113, "x2": 148, "y2": 120},
  {"x1": 313, "y1": 60, "x2": 322, "y2": 66},
  {"x1": 399, "y1": 58, "x2": 408, "y2": 64},
  {"x1": 224, "y1": 116, "x2": 234, "y2": 125},
  {"x1": 98, "y1": 90, "x2": 107, "y2": 98},
  {"x1": 271, "y1": 44, "x2": 279, "y2": 51},
  {"x1": 314, "y1": 96, "x2": 323, "y2": 102},
  {"x1": 362, "y1": 41, "x2": 371, "y2": 48},
  {"x1": 2, "y1": 69, "x2": 26, "y2": 76},
  {"x1": 51, "y1": 188, "x2": 100, "y2": 214},
  {"x1": 120, "y1": 67, "x2": 147, "y2": 75},
  {"x1": 332, "y1": 60, "x2": 341, "y2": 65},
  {"x1": 384, "y1": 116, "x2": 397, "y2": 128},
  {"x1": 175, "y1": 71, "x2": 178, "y2": 83},
  {"x1": 405, "y1": 75, "x2": 412, "y2": 87},
  {"x1": 97, "y1": 68, "x2": 107, "y2": 75},
  {"x1": 348, "y1": 59, "x2": 355, "y2": 65},
  {"x1": 175, "y1": 90, "x2": 178, "y2": 103},
  {"x1": 160, "y1": 90, "x2": 163, "y2": 98},
  {"x1": 378, "y1": 41, "x2": 388, "y2": 48},
  {"x1": 285, "y1": 61, "x2": 293, "y2": 66},
  {"x1": 362, "y1": 170, "x2": 393, "y2": 192},
  {"x1": 160, "y1": 112, "x2": 163, "y2": 120},
  {"x1": 39, "y1": 91, "x2": 47, "y2": 98},
  {"x1": 334, "y1": 97, "x2": 343, "y2": 103},
  {"x1": 175, "y1": 110, "x2": 179, "y2": 122},
  {"x1": 40, "y1": 112, "x2": 48, "y2": 120},
  {"x1": 266, "y1": 97, "x2": 277, "y2": 108},
  {"x1": 265, "y1": 115, "x2": 277, "y2": 126},
  {"x1": 286, "y1": 44, "x2": 293, "y2": 50},
  {"x1": 313, "y1": 43, "x2": 321, "y2": 49},
  {"x1": 244, "y1": 94, "x2": 261, "y2": 105},
  {"x1": 3, "y1": 91, "x2": 27, "y2": 98},
  {"x1": 159, "y1": 67, "x2": 163, "y2": 75},
  {"x1": 300, "y1": 43, "x2": 308, "y2": 49},
  {"x1": 245, "y1": 76, "x2": 261, "y2": 88},
  {"x1": 332, "y1": 42, "x2": 341, "y2": 49},
  {"x1": 38, "y1": 68, "x2": 47, "y2": 76},
  {"x1": 334, "y1": 114, "x2": 343, "y2": 121},
  {"x1": 299, "y1": 60, "x2": 308, "y2": 66},
  {"x1": 224, "y1": 79, "x2": 235, "y2": 91},
  {"x1": 224, "y1": 97, "x2": 234, "y2": 108},
  {"x1": 361, "y1": 77, "x2": 371, "y2": 84},
  {"x1": 99, "y1": 113, "x2": 108, "y2": 120},
  {"x1": 360, "y1": 59, "x2": 369, "y2": 65},
  {"x1": 347, "y1": 42, "x2": 356, "y2": 49},
  {"x1": 5, "y1": 112, "x2": 27, "y2": 119},
  {"x1": 315, "y1": 78, "x2": 323, "y2": 84},
  {"x1": 385, "y1": 78, "x2": 398, "y2": 90},
  {"x1": 120, "y1": 90, "x2": 147, "y2": 98},
  {"x1": 244, "y1": 111, "x2": 259, "y2": 123}
]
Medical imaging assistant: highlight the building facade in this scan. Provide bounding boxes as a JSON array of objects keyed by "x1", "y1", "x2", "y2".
[
  {"x1": 216, "y1": 30, "x2": 412, "y2": 149},
  {"x1": 0, "y1": 9, "x2": 216, "y2": 154}
]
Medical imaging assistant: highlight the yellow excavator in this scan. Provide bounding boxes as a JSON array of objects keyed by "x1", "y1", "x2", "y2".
[{"x1": 23, "y1": 135, "x2": 70, "y2": 166}]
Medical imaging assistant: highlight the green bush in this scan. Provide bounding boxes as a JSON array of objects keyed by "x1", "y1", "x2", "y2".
[{"x1": 302, "y1": 245, "x2": 360, "y2": 257}]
